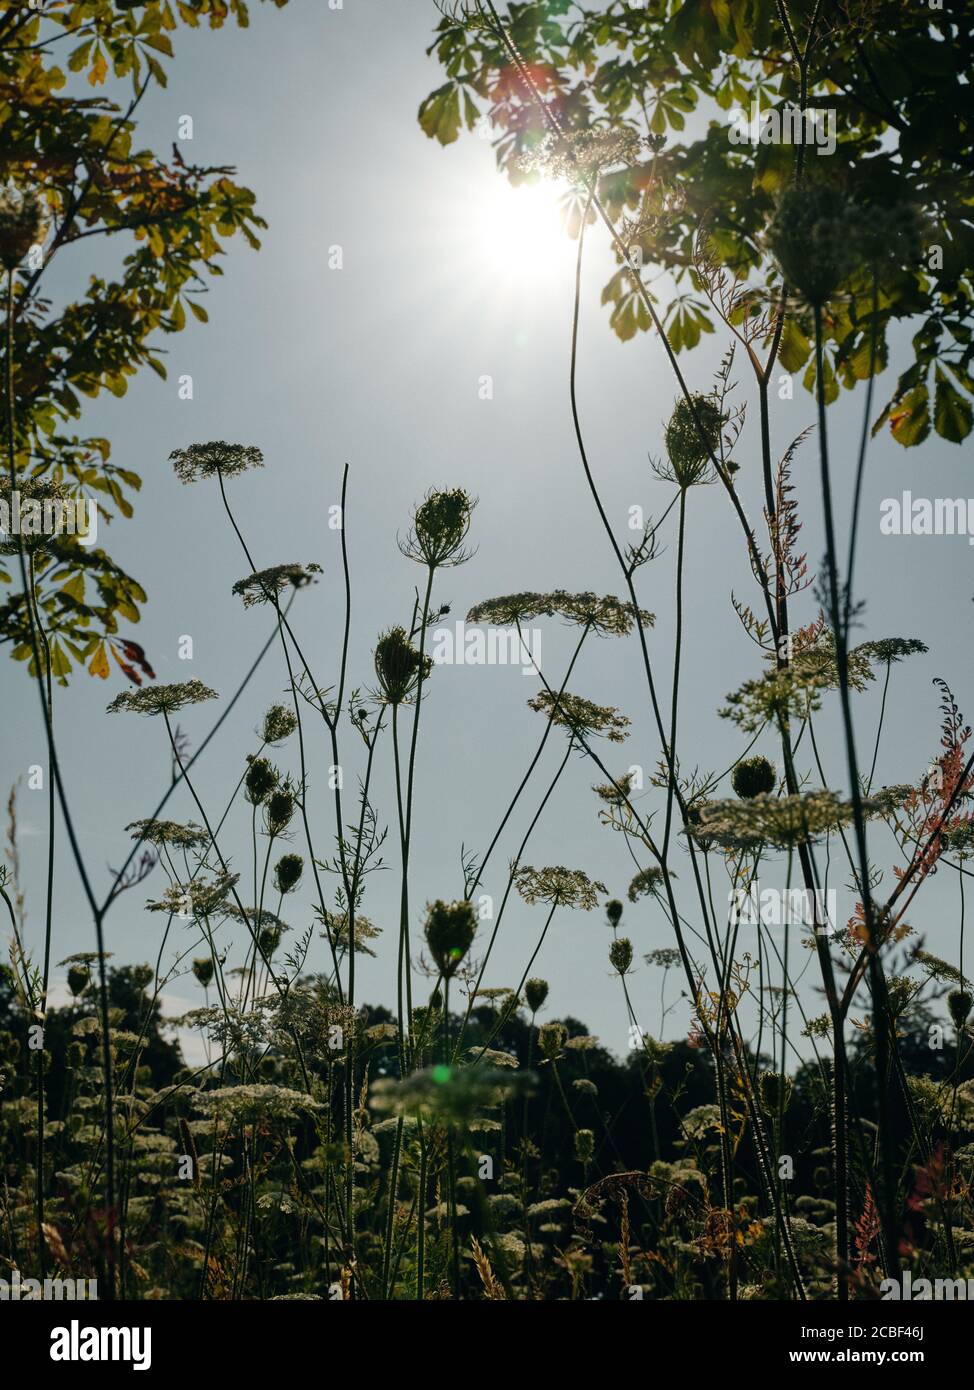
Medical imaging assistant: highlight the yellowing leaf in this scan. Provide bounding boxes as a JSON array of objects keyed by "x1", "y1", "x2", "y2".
[{"x1": 88, "y1": 643, "x2": 110, "y2": 680}]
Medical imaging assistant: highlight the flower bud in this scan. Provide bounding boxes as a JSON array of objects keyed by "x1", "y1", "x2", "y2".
[
  {"x1": 574, "y1": 1128, "x2": 595, "y2": 1164},
  {"x1": 605, "y1": 898, "x2": 623, "y2": 928},
  {"x1": 245, "y1": 755, "x2": 278, "y2": 804},
  {"x1": 609, "y1": 936, "x2": 633, "y2": 975},
  {"x1": 274, "y1": 852, "x2": 304, "y2": 894},
  {"x1": 538, "y1": 1020, "x2": 567, "y2": 1060},
  {"x1": 266, "y1": 788, "x2": 295, "y2": 835},
  {"x1": 759, "y1": 1070, "x2": 792, "y2": 1116},
  {"x1": 525, "y1": 977, "x2": 549, "y2": 1015},
  {"x1": 407, "y1": 488, "x2": 475, "y2": 567},
  {"x1": 768, "y1": 184, "x2": 865, "y2": 306},
  {"x1": 132, "y1": 964, "x2": 154, "y2": 992},
  {"x1": 947, "y1": 989, "x2": 972, "y2": 1029},
  {"x1": 424, "y1": 899, "x2": 477, "y2": 977},
  {"x1": 259, "y1": 924, "x2": 281, "y2": 958},
  {"x1": 67, "y1": 964, "x2": 90, "y2": 998},
  {"x1": 261, "y1": 704, "x2": 297, "y2": 744},
  {"x1": 192, "y1": 957, "x2": 214, "y2": 988},
  {"x1": 663, "y1": 394, "x2": 723, "y2": 487},
  {"x1": 374, "y1": 626, "x2": 431, "y2": 705}
]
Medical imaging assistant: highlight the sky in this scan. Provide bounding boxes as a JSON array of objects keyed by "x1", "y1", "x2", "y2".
[{"x1": 4, "y1": 0, "x2": 972, "y2": 1066}]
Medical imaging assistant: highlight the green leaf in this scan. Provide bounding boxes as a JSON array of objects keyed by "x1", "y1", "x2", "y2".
[
  {"x1": 418, "y1": 83, "x2": 463, "y2": 146},
  {"x1": 889, "y1": 385, "x2": 931, "y2": 448},
  {"x1": 934, "y1": 369, "x2": 973, "y2": 444}
]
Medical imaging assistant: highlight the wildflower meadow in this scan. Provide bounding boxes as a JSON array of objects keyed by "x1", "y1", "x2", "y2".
[{"x1": 0, "y1": 0, "x2": 973, "y2": 1358}]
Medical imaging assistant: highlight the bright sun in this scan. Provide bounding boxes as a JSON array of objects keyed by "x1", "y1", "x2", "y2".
[{"x1": 474, "y1": 178, "x2": 576, "y2": 286}]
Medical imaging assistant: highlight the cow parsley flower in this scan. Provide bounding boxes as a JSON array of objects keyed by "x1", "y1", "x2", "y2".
[
  {"x1": 170, "y1": 441, "x2": 264, "y2": 483},
  {"x1": 107, "y1": 679, "x2": 217, "y2": 716},
  {"x1": 527, "y1": 690, "x2": 630, "y2": 743},
  {"x1": 768, "y1": 184, "x2": 866, "y2": 306},
  {"x1": 655, "y1": 394, "x2": 724, "y2": 488},
  {"x1": 467, "y1": 590, "x2": 652, "y2": 636},
  {"x1": 520, "y1": 128, "x2": 643, "y2": 181},
  {"x1": 687, "y1": 790, "x2": 877, "y2": 850},
  {"x1": 628, "y1": 866, "x2": 667, "y2": 903},
  {"x1": 261, "y1": 704, "x2": 298, "y2": 743},
  {"x1": 855, "y1": 637, "x2": 928, "y2": 665},
  {"x1": 192, "y1": 1084, "x2": 322, "y2": 1125},
  {"x1": 232, "y1": 563, "x2": 322, "y2": 608},
  {"x1": 424, "y1": 899, "x2": 477, "y2": 977},
  {"x1": 320, "y1": 910, "x2": 383, "y2": 958},
  {"x1": 146, "y1": 871, "x2": 238, "y2": 916},
  {"x1": 126, "y1": 819, "x2": 209, "y2": 849},
  {"x1": 514, "y1": 865, "x2": 608, "y2": 909},
  {"x1": 374, "y1": 626, "x2": 431, "y2": 705},
  {"x1": 400, "y1": 488, "x2": 476, "y2": 568}
]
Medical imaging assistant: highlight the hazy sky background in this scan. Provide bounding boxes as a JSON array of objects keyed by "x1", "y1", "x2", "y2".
[{"x1": 4, "y1": 0, "x2": 972, "y2": 1065}]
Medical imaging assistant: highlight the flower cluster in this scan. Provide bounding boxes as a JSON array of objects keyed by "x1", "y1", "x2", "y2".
[
  {"x1": 686, "y1": 790, "x2": 876, "y2": 851},
  {"x1": 146, "y1": 871, "x2": 239, "y2": 917},
  {"x1": 527, "y1": 690, "x2": 630, "y2": 743},
  {"x1": 655, "y1": 394, "x2": 724, "y2": 488},
  {"x1": 627, "y1": 866, "x2": 667, "y2": 903},
  {"x1": 593, "y1": 770, "x2": 635, "y2": 805},
  {"x1": 107, "y1": 679, "x2": 218, "y2": 716},
  {"x1": 126, "y1": 819, "x2": 209, "y2": 849},
  {"x1": 232, "y1": 562, "x2": 322, "y2": 607},
  {"x1": 768, "y1": 184, "x2": 867, "y2": 306},
  {"x1": 321, "y1": 910, "x2": 383, "y2": 958},
  {"x1": 192, "y1": 1084, "x2": 322, "y2": 1125},
  {"x1": 467, "y1": 589, "x2": 652, "y2": 635},
  {"x1": 519, "y1": 127, "x2": 643, "y2": 182},
  {"x1": 424, "y1": 899, "x2": 477, "y2": 977},
  {"x1": 374, "y1": 626, "x2": 431, "y2": 705},
  {"x1": 261, "y1": 704, "x2": 298, "y2": 743},
  {"x1": 170, "y1": 441, "x2": 264, "y2": 483},
  {"x1": 400, "y1": 488, "x2": 475, "y2": 568},
  {"x1": 514, "y1": 865, "x2": 607, "y2": 909}
]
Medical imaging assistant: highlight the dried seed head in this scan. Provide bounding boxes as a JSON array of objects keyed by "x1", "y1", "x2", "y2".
[{"x1": 731, "y1": 755, "x2": 777, "y2": 800}]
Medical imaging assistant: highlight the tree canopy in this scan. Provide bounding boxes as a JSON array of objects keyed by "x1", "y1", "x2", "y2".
[
  {"x1": 0, "y1": 0, "x2": 290, "y2": 685},
  {"x1": 421, "y1": 0, "x2": 974, "y2": 448}
]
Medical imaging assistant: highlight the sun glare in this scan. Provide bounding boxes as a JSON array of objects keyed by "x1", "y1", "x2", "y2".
[{"x1": 475, "y1": 177, "x2": 576, "y2": 285}]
